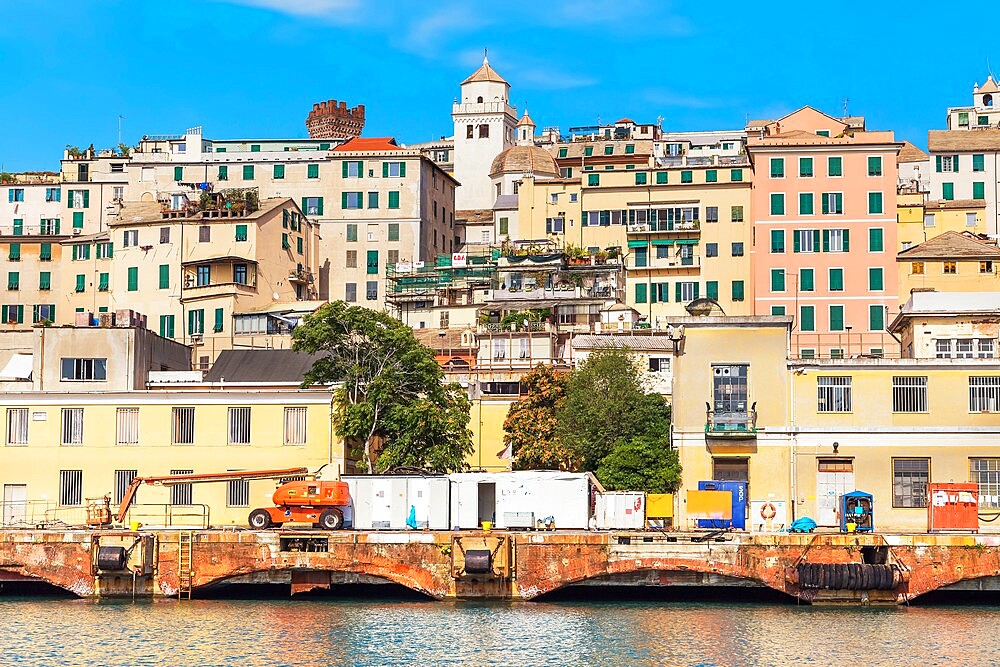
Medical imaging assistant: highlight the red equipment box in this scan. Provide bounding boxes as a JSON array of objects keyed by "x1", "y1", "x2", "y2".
[{"x1": 928, "y1": 483, "x2": 979, "y2": 533}]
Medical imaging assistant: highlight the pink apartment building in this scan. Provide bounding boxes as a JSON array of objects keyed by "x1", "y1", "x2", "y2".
[{"x1": 747, "y1": 107, "x2": 902, "y2": 358}]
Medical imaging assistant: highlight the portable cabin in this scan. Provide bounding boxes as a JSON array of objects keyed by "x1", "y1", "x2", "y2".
[
  {"x1": 342, "y1": 474, "x2": 451, "y2": 530},
  {"x1": 448, "y1": 471, "x2": 603, "y2": 530}
]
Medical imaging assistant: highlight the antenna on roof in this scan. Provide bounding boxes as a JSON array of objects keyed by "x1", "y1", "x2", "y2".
[
  {"x1": 842, "y1": 98, "x2": 850, "y2": 117},
  {"x1": 989, "y1": 54, "x2": 996, "y2": 81}
]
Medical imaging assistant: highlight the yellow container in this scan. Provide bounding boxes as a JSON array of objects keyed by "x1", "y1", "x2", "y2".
[
  {"x1": 130, "y1": 521, "x2": 142, "y2": 532},
  {"x1": 481, "y1": 521, "x2": 492, "y2": 533},
  {"x1": 846, "y1": 522, "x2": 857, "y2": 533}
]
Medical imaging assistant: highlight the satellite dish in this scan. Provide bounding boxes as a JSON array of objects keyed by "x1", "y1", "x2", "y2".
[{"x1": 272, "y1": 292, "x2": 280, "y2": 300}]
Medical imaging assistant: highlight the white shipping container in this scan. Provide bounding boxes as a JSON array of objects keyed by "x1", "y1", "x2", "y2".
[
  {"x1": 595, "y1": 492, "x2": 646, "y2": 530},
  {"x1": 343, "y1": 475, "x2": 450, "y2": 530},
  {"x1": 449, "y1": 471, "x2": 601, "y2": 530}
]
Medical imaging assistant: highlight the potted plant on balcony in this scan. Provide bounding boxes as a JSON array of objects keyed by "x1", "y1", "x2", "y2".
[{"x1": 594, "y1": 250, "x2": 609, "y2": 265}]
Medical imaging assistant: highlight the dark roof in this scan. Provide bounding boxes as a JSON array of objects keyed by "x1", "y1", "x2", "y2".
[
  {"x1": 204, "y1": 349, "x2": 322, "y2": 384},
  {"x1": 897, "y1": 230, "x2": 1000, "y2": 261}
]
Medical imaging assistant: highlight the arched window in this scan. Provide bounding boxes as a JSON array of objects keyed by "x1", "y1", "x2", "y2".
[
  {"x1": 477, "y1": 96, "x2": 483, "y2": 103},
  {"x1": 985, "y1": 93, "x2": 994, "y2": 107}
]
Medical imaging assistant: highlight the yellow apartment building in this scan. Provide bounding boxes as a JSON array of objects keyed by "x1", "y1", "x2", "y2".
[
  {"x1": 896, "y1": 230, "x2": 1000, "y2": 300},
  {"x1": 897, "y1": 196, "x2": 987, "y2": 251}
]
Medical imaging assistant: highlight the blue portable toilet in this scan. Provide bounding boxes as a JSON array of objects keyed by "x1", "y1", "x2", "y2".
[
  {"x1": 697, "y1": 480, "x2": 747, "y2": 530},
  {"x1": 839, "y1": 490, "x2": 874, "y2": 533}
]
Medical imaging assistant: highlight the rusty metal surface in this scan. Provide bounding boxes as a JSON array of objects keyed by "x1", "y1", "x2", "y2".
[{"x1": 4, "y1": 529, "x2": 1000, "y2": 604}]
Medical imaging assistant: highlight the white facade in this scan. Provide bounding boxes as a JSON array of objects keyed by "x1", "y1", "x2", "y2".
[
  {"x1": 946, "y1": 76, "x2": 1000, "y2": 130},
  {"x1": 452, "y1": 57, "x2": 517, "y2": 211}
]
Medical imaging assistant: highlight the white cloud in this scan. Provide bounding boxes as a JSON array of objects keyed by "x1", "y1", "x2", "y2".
[
  {"x1": 215, "y1": 0, "x2": 363, "y2": 20},
  {"x1": 398, "y1": 6, "x2": 494, "y2": 55},
  {"x1": 641, "y1": 87, "x2": 718, "y2": 109}
]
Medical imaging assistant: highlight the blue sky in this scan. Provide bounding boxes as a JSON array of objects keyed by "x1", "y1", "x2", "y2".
[{"x1": 0, "y1": 1, "x2": 992, "y2": 172}]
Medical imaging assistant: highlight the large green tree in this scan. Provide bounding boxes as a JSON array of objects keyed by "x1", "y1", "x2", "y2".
[
  {"x1": 293, "y1": 302, "x2": 473, "y2": 473},
  {"x1": 557, "y1": 346, "x2": 679, "y2": 491},
  {"x1": 502, "y1": 364, "x2": 577, "y2": 470}
]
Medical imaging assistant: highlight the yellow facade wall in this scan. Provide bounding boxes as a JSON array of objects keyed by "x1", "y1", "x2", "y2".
[{"x1": 466, "y1": 397, "x2": 513, "y2": 472}]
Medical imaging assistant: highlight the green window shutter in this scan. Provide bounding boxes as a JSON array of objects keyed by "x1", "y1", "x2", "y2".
[
  {"x1": 974, "y1": 182, "x2": 986, "y2": 200},
  {"x1": 282, "y1": 233, "x2": 290, "y2": 249},
  {"x1": 174, "y1": 166, "x2": 183, "y2": 181},
  {"x1": 675, "y1": 282, "x2": 682, "y2": 302},
  {"x1": 635, "y1": 283, "x2": 647, "y2": 303},
  {"x1": 250, "y1": 144, "x2": 260, "y2": 152},
  {"x1": 243, "y1": 165, "x2": 254, "y2": 180},
  {"x1": 316, "y1": 197, "x2": 324, "y2": 215},
  {"x1": 942, "y1": 182, "x2": 954, "y2": 200},
  {"x1": 828, "y1": 157, "x2": 842, "y2": 177},
  {"x1": 236, "y1": 224, "x2": 248, "y2": 241},
  {"x1": 7, "y1": 271, "x2": 18, "y2": 290},
  {"x1": 13, "y1": 219, "x2": 23, "y2": 235},
  {"x1": 273, "y1": 164, "x2": 285, "y2": 179},
  {"x1": 650, "y1": 283, "x2": 658, "y2": 303},
  {"x1": 869, "y1": 305, "x2": 885, "y2": 331},
  {"x1": 770, "y1": 269, "x2": 785, "y2": 292},
  {"x1": 296, "y1": 237, "x2": 303, "y2": 254},
  {"x1": 869, "y1": 228, "x2": 884, "y2": 252},
  {"x1": 842, "y1": 229, "x2": 850, "y2": 251},
  {"x1": 973, "y1": 154, "x2": 985, "y2": 171},
  {"x1": 635, "y1": 172, "x2": 646, "y2": 185},
  {"x1": 307, "y1": 164, "x2": 319, "y2": 179},
  {"x1": 731, "y1": 169, "x2": 743, "y2": 182},
  {"x1": 213, "y1": 308, "x2": 224, "y2": 333},
  {"x1": 382, "y1": 162, "x2": 389, "y2": 178},
  {"x1": 706, "y1": 281, "x2": 718, "y2": 300},
  {"x1": 732, "y1": 280, "x2": 744, "y2": 301},
  {"x1": 342, "y1": 161, "x2": 349, "y2": 178},
  {"x1": 388, "y1": 191, "x2": 400, "y2": 209},
  {"x1": 771, "y1": 229, "x2": 784, "y2": 253},
  {"x1": 800, "y1": 306, "x2": 815, "y2": 332},
  {"x1": 9, "y1": 243, "x2": 19, "y2": 261},
  {"x1": 588, "y1": 174, "x2": 599, "y2": 186},
  {"x1": 75, "y1": 274, "x2": 85, "y2": 292},
  {"x1": 40, "y1": 243, "x2": 51, "y2": 260},
  {"x1": 693, "y1": 283, "x2": 700, "y2": 299},
  {"x1": 705, "y1": 170, "x2": 717, "y2": 182},
  {"x1": 935, "y1": 155, "x2": 942, "y2": 172},
  {"x1": 73, "y1": 211, "x2": 84, "y2": 229},
  {"x1": 793, "y1": 231, "x2": 801, "y2": 253},
  {"x1": 799, "y1": 157, "x2": 813, "y2": 177},
  {"x1": 656, "y1": 171, "x2": 668, "y2": 184},
  {"x1": 770, "y1": 193, "x2": 784, "y2": 215},
  {"x1": 771, "y1": 306, "x2": 786, "y2": 316},
  {"x1": 821, "y1": 194, "x2": 829, "y2": 215},
  {"x1": 347, "y1": 224, "x2": 357, "y2": 242},
  {"x1": 770, "y1": 158, "x2": 784, "y2": 177},
  {"x1": 159, "y1": 264, "x2": 169, "y2": 289},
  {"x1": 799, "y1": 193, "x2": 813, "y2": 215},
  {"x1": 822, "y1": 229, "x2": 830, "y2": 252},
  {"x1": 388, "y1": 223, "x2": 399, "y2": 241},
  {"x1": 127, "y1": 266, "x2": 138, "y2": 291},
  {"x1": 367, "y1": 250, "x2": 379, "y2": 275},
  {"x1": 82, "y1": 190, "x2": 90, "y2": 208},
  {"x1": 218, "y1": 165, "x2": 228, "y2": 180},
  {"x1": 868, "y1": 191, "x2": 883, "y2": 214},
  {"x1": 869, "y1": 268, "x2": 884, "y2": 291},
  {"x1": 829, "y1": 268, "x2": 844, "y2": 291},
  {"x1": 98, "y1": 273, "x2": 109, "y2": 291},
  {"x1": 681, "y1": 170, "x2": 693, "y2": 183},
  {"x1": 367, "y1": 191, "x2": 379, "y2": 209},
  {"x1": 399, "y1": 162, "x2": 406, "y2": 178},
  {"x1": 953, "y1": 154, "x2": 959, "y2": 173},
  {"x1": 830, "y1": 305, "x2": 844, "y2": 331},
  {"x1": 39, "y1": 271, "x2": 50, "y2": 290},
  {"x1": 800, "y1": 269, "x2": 814, "y2": 291},
  {"x1": 67, "y1": 190, "x2": 74, "y2": 209},
  {"x1": 341, "y1": 193, "x2": 348, "y2": 209},
  {"x1": 499, "y1": 218, "x2": 509, "y2": 235},
  {"x1": 867, "y1": 156, "x2": 881, "y2": 176}
]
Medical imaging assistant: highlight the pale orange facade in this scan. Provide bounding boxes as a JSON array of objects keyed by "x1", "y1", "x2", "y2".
[{"x1": 748, "y1": 107, "x2": 902, "y2": 358}]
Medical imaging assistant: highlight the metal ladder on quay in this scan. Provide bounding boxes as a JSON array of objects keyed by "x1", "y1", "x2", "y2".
[{"x1": 177, "y1": 531, "x2": 194, "y2": 600}]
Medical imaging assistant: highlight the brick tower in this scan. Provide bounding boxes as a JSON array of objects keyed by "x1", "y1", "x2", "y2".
[{"x1": 305, "y1": 99, "x2": 366, "y2": 139}]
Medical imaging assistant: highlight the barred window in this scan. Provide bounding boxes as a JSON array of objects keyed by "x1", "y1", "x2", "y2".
[
  {"x1": 228, "y1": 407, "x2": 251, "y2": 445},
  {"x1": 6, "y1": 408, "x2": 28, "y2": 445},
  {"x1": 817, "y1": 376, "x2": 852, "y2": 412},
  {"x1": 172, "y1": 407, "x2": 195, "y2": 445},
  {"x1": 170, "y1": 470, "x2": 193, "y2": 505},
  {"x1": 114, "y1": 469, "x2": 137, "y2": 506},
  {"x1": 227, "y1": 478, "x2": 250, "y2": 507},
  {"x1": 116, "y1": 408, "x2": 140, "y2": 446},
  {"x1": 892, "y1": 376, "x2": 927, "y2": 413},
  {"x1": 61, "y1": 408, "x2": 84, "y2": 445},
  {"x1": 971, "y1": 458, "x2": 1000, "y2": 509},
  {"x1": 59, "y1": 470, "x2": 83, "y2": 506},
  {"x1": 284, "y1": 407, "x2": 307, "y2": 446},
  {"x1": 970, "y1": 376, "x2": 1000, "y2": 413},
  {"x1": 892, "y1": 458, "x2": 929, "y2": 508}
]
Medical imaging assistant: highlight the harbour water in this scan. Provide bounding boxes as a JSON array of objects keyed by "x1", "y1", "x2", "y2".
[{"x1": 2, "y1": 590, "x2": 998, "y2": 666}]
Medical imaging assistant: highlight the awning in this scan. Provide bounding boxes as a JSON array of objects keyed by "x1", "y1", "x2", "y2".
[
  {"x1": 676, "y1": 239, "x2": 700, "y2": 245},
  {"x1": 627, "y1": 240, "x2": 648, "y2": 248},
  {"x1": 0, "y1": 353, "x2": 33, "y2": 380},
  {"x1": 651, "y1": 239, "x2": 674, "y2": 246}
]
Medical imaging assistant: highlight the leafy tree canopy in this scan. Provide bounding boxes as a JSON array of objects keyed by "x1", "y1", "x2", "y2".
[
  {"x1": 597, "y1": 435, "x2": 681, "y2": 494},
  {"x1": 293, "y1": 301, "x2": 472, "y2": 473},
  {"x1": 502, "y1": 364, "x2": 576, "y2": 470}
]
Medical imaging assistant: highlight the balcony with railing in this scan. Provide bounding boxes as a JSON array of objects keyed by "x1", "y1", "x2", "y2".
[
  {"x1": 627, "y1": 220, "x2": 700, "y2": 234},
  {"x1": 705, "y1": 402, "x2": 757, "y2": 438},
  {"x1": 0, "y1": 221, "x2": 67, "y2": 237}
]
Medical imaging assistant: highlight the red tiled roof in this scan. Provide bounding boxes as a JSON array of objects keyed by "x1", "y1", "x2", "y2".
[{"x1": 333, "y1": 137, "x2": 400, "y2": 152}]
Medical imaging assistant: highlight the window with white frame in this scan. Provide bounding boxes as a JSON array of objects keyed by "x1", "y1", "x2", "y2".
[
  {"x1": 828, "y1": 229, "x2": 845, "y2": 252},
  {"x1": 940, "y1": 155, "x2": 954, "y2": 172},
  {"x1": 122, "y1": 229, "x2": 138, "y2": 247},
  {"x1": 969, "y1": 376, "x2": 1000, "y2": 412},
  {"x1": 979, "y1": 339, "x2": 996, "y2": 358},
  {"x1": 172, "y1": 407, "x2": 195, "y2": 445},
  {"x1": 648, "y1": 357, "x2": 671, "y2": 374},
  {"x1": 971, "y1": 458, "x2": 1000, "y2": 509},
  {"x1": 61, "y1": 408, "x2": 84, "y2": 445},
  {"x1": 283, "y1": 407, "x2": 307, "y2": 446},
  {"x1": 680, "y1": 281, "x2": 697, "y2": 302},
  {"x1": 935, "y1": 339, "x2": 952, "y2": 358},
  {"x1": 6, "y1": 408, "x2": 28, "y2": 445},
  {"x1": 228, "y1": 407, "x2": 251, "y2": 445},
  {"x1": 817, "y1": 376, "x2": 852, "y2": 412},
  {"x1": 60, "y1": 358, "x2": 107, "y2": 381},
  {"x1": 116, "y1": 407, "x2": 140, "y2": 446},
  {"x1": 892, "y1": 376, "x2": 927, "y2": 413}
]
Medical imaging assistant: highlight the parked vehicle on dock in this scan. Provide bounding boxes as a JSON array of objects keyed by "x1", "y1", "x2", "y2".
[{"x1": 248, "y1": 479, "x2": 352, "y2": 530}]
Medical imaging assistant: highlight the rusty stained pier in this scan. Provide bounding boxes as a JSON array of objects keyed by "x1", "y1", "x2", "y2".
[{"x1": 3, "y1": 529, "x2": 1000, "y2": 605}]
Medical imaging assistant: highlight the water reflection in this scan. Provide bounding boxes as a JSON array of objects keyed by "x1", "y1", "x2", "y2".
[{"x1": 1, "y1": 596, "x2": 999, "y2": 666}]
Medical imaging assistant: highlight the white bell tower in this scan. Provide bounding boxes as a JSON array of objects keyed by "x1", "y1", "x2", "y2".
[{"x1": 452, "y1": 54, "x2": 517, "y2": 211}]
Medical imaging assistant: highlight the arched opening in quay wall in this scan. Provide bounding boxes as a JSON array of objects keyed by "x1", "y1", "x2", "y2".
[
  {"x1": 0, "y1": 568, "x2": 81, "y2": 598},
  {"x1": 534, "y1": 570, "x2": 797, "y2": 604}
]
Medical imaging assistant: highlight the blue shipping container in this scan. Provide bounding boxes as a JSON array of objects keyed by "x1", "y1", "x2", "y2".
[{"x1": 697, "y1": 480, "x2": 747, "y2": 530}]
